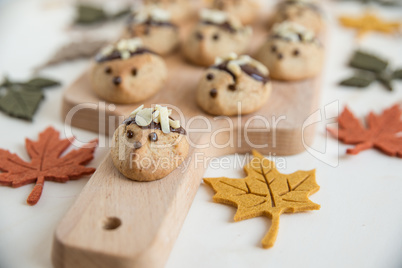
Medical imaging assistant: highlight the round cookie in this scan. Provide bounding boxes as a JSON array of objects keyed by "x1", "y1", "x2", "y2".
[
  {"x1": 183, "y1": 9, "x2": 252, "y2": 67},
  {"x1": 111, "y1": 105, "x2": 189, "y2": 182},
  {"x1": 211, "y1": 0, "x2": 259, "y2": 25},
  {"x1": 272, "y1": 0, "x2": 324, "y2": 34},
  {"x1": 122, "y1": 8, "x2": 179, "y2": 55},
  {"x1": 255, "y1": 22, "x2": 324, "y2": 81},
  {"x1": 143, "y1": 0, "x2": 191, "y2": 23},
  {"x1": 90, "y1": 38, "x2": 167, "y2": 104},
  {"x1": 196, "y1": 53, "x2": 272, "y2": 116}
]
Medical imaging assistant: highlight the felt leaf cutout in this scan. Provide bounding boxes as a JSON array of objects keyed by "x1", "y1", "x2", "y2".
[
  {"x1": 75, "y1": 4, "x2": 107, "y2": 24},
  {"x1": 35, "y1": 40, "x2": 107, "y2": 70},
  {"x1": 376, "y1": 72, "x2": 394, "y2": 91},
  {"x1": 204, "y1": 150, "x2": 320, "y2": 249},
  {"x1": 338, "y1": 0, "x2": 402, "y2": 6},
  {"x1": 339, "y1": 72, "x2": 375, "y2": 88},
  {"x1": 74, "y1": 4, "x2": 131, "y2": 25},
  {"x1": 328, "y1": 105, "x2": 402, "y2": 157},
  {"x1": 349, "y1": 50, "x2": 388, "y2": 73},
  {"x1": 339, "y1": 50, "x2": 401, "y2": 91},
  {"x1": 22, "y1": 77, "x2": 61, "y2": 89},
  {"x1": 0, "y1": 88, "x2": 44, "y2": 121},
  {"x1": 0, "y1": 127, "x2": 98, "y2": 205},
  {"x1": 339, "y1": 12, "x2": 400, "y2": 39},
  {"x1": 393, "y1": 69, "x2": 402, "y2": 79},
  {"x1": 0, "y1": 76, "x2": 61, "y2": 120}
]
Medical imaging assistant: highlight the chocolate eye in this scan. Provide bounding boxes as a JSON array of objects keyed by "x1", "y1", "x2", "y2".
[
  {"x1": 105, "y1": 66, "x2": 112, "y2": 74},
  {"x1": 206, "y1": 73, "x2": 214, "y2": 80},
  {"x1": 195, "y1": 32, "x2": 203, "y2": 40},
  {"x1": 271, "y1": 45, "x2": 277, "y2": 53},
  {"x1": 228, "y1": 84, "x2": 236, "y2": 91},
  {"x1": 131, "y1": 68, "x2": 137, "y2": 76},
  {"x1": 210, "y1": 88, "x2": 217, "y2": 98},
  {"x1": 293, "y1": 49, "x2": 300, "y2": 56},
  {"x1": 126, "y1": 130, "x2": 134, "y2": 139},
  {"x1": 212, "y1": 33, "x2": 219, "y2": 41},
  {"x1": 149, "y1": 132, "x2": 158, "y2": 142},
  {"x1": 277, "y1": 53, "x2": 283, "y2": 60},
  {"x1": 133, "y1": 141, "x2": 142, "y2": 149}
]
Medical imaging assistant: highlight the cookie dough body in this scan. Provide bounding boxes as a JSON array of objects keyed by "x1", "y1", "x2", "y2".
[
  {"x1": 197, "y1": 68, "x2": 271, "y2": 115},
  {"x1": 91, "y1": 53, "x2": 167, "y2": 104},
  {"x1": 111, "y1": 124, "x2": 189, "y2": 182},
  {"x1": 273, "y1": 2, "x2": 323, "y2": 33},
  {"x1": 143, "y1": 0, "x2": 190, "y2": 23},
  {"x1": 123, "y1": 25, "x2": 179, "y2": 55},
  {"x1": 212, "y1": 0, "x2": 258, "y2": 25},
  {"x1": 255, "y1": 39, "x2": 323, "y2": 81},
  {"x1": 183, "y1": 24, "x2": 250, "y2": 66}
]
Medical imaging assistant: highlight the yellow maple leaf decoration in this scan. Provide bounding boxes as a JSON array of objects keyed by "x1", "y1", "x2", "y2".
[
  {"x1": 204, "y1": 150, "x2": 320, "y2": 249},
  {"x1": 339, "y1": 12, "x2": 401, "y2": 39}
]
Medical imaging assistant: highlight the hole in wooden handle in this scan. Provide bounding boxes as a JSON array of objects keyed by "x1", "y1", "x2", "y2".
[{"x1": 103, "y1": 217, "x2": 121, "y2": 230}]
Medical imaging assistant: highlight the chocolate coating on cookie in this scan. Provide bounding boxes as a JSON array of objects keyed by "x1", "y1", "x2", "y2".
[
  {"x1": 201, "y1": 21, "x2": 237, "y2": 33},
  {"x1": 123, "y1": 117, "x2": 186, "y2": 135},
  {"x1": 95, "y1": 48, "x2": 155, "y2": 63},
  {"x1": 212, "y1": 60, "x2": 270, "y2": 84}
]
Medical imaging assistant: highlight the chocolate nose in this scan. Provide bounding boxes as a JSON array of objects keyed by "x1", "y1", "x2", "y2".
[{"x1": 113, "y1": 76, "x2": 122, "y2": 85}]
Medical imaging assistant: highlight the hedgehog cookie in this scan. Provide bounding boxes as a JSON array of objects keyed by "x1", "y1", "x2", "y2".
[
  {"x1": 90, "y1": 38, "x2": 167, "y2": 104},
  {"x1": 143, "y1": 0, "x2": 190, "y2": 23},
  {"x1": 211, "y1": 0, "x2": 259, "y2": 25},
  {"x1": 111, "y1": 105, "x2": 189, "y2": 182},
  {"x1": 272, "y1": 0, "x2": 324, "y2": 34},
  {"x1": 255, "y1": 22, "x2": 323, "y2": 81},
  {"x1": 122, "y1": 8, "x2": 179, "y2": 55},
  {"x1": 196, "y1": 53, "x2": 272, "y2": 116},
  {"x1": 183, "y1": 9, "x2": 252, "y2": 67}
]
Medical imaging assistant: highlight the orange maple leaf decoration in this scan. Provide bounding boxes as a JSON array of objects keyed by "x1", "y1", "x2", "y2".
[
  {"x1": 204, "y1": 150, "x2": 320, "y2": 249},
  {"x1": 328, "y1": 105, "x2": 402, "y2": 157},
  {"x1": 0, "y1": 127, "x2": 98, "y2": 205},
  {"x1": 339, "y1": 12, "x2": 401, "y2": 39}
]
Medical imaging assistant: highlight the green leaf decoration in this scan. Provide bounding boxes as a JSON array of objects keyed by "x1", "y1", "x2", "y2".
[
  {"x1": 22, "y1": 77, "x2": 61, "y2": 89},
  {"x1": 349, "y1": 50, "x2": 388, "y2": 73},
  {"x1": 75, "y1": 4, "x2": 107, "y2": 24},
  {"x1": 0, "y1": 89, "x2": 44, "y2": 121},
  {"x1": 392, "y1": 69, "x2": 402, "y2": 79},
  {"x1": 339, "y1": 72, "x2": 375, "y2": 87},
  {"x1": 338, "y1": 0, "x2": 402, "y2": 6},
  {"x1": 111, "y1": 8, "x2": 131, "y2": 19},
  {"x1": 377, "y1": 73, "x2": 394, "y2": 91},
  {"x1": 74, "y1": 4, "x2": 131, "y2": 25}
]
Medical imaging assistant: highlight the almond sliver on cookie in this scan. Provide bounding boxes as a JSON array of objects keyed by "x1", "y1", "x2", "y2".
[
  {"x1": 159, "y1": 106, "x2": 170, "y2": 134},
  {"x1": 135, "y1": 108, "x2": 153, "y2": 126}
]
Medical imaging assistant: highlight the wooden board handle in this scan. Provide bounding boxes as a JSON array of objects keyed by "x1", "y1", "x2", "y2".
[{"x1": 52, "y1": 146, "x2": 206, "y2": 268}]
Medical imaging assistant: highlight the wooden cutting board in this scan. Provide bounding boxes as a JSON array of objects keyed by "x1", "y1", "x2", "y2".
[{"x1": 52, "y1": 11, "x2": 323, "y2": 268}]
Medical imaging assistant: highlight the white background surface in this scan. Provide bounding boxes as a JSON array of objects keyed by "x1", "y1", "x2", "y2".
[{"x1": 0, "y1": 1, "x2": 402, "y2": 268}]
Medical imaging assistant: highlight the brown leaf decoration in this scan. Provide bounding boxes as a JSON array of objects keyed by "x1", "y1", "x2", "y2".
[
  {"x1": 35, "y1": 40, "x2": 107, "y2": 70},
  {"x1": 204, "y1": 150, "x2": 320, "y2": 249},
  {"x1": 0, "y1": 127, "x2": 98, "y2": 205},
  {"x1": 328, "y1": 104, "x2": 402, "y2": 157}
]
